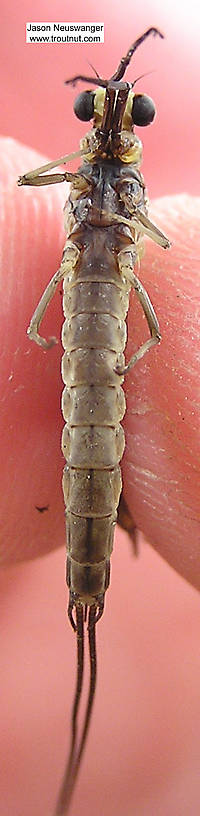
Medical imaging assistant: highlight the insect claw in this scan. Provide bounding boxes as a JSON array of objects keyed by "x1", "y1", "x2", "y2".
[
  {"x1": 27, "y1": 327, "x2": 58, "y2": 350},
  {"x1": 68, "y1": 600, "x2": 77, "y2": 631},
  {"x1": 87, "y1": 599, "x2": 105, "y2": 629},
  {"x1": 44, "y1": 336, "x2": 58, "y2": 349},
  {"x1": 94, "y1": 604, "x2": 104, "y2": 625},
  {"x1": 114, "y1": 363, "x2": 126, "y2": 376}
]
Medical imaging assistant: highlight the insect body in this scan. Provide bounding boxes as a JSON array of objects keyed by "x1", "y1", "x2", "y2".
[{"x1": 18, "y1": 28, "x2": 170, "y2": 815}]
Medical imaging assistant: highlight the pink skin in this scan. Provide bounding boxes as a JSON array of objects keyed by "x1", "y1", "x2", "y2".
[{"x1": 1, "y1": 138, "x2": 200, "y2": 815}]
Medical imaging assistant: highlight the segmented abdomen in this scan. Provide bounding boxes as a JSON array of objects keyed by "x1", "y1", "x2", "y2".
[{"x1": 61, "y1": 228, "x2": 131, "y2": 606}]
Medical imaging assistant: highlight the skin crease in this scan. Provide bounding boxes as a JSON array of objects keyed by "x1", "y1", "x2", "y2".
[{"x1": 1, "y1": 139, "x2": 200, "y2": 816}]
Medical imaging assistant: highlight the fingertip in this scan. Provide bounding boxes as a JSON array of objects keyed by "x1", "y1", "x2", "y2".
[
  {"x1": 0, "y1": 138, "x2": 68, "y2": 566},
  {"x1": 123, "y1": 193, "x2": 200, "y2": 590}
]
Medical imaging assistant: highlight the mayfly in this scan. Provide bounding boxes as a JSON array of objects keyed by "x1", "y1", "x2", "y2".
[{"x1": 18, "y1": 27, "x2": 170, "y2": 815}]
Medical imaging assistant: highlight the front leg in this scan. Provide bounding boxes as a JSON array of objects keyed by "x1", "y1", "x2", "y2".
[
  {"x1": 116, "y1": 246, "x2": 161, "y2": 376},
  {"x1": 18, "y1": 148, "x2": 91, "y2": 187}
]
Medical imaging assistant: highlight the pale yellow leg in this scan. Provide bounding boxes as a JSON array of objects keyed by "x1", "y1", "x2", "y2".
[
  {"x1": 27, "y1": 243, "x2": 80, "y2": 349},
  {"x1": 116, "y1": 246, "x2": 161, "y2": 375}
]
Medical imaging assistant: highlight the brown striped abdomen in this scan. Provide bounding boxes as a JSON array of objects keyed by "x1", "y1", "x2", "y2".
[{"x1": 61, "y1": 227, "x2": 132, "y2": 606}]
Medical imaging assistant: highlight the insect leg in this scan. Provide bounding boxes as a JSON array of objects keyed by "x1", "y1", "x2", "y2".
[
  {"x1": 17, "y1": 148, "x2": 90, "y2": 187},
  {"x1": 18, "y1": 172, "x2": 68, "y2": 186},
  {"x1": 116, "y1": 247, "x2": 161, "y2": 375},
  {"x1": 18, "y1": 170, "x2": 89, "y2": 187},
  {"x1": 27, "y1": 243, "x2": 80, "y2": 348},
  {"x1": 107, "y1": 210, "x2": 170, "y2": 249}
]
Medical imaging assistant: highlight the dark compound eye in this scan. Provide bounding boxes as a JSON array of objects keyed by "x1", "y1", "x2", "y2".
[
  {"x1": 132, "y1": 94, "x2": 156, "y2": 127},
  {"x1": 73, "y1": 91, "x2": 95, "y2": 121}
]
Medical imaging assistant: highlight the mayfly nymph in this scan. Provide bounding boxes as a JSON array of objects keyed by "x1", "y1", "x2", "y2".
[{"x1": 18, "y1": 27, "x2": 170, "y2": 814}]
